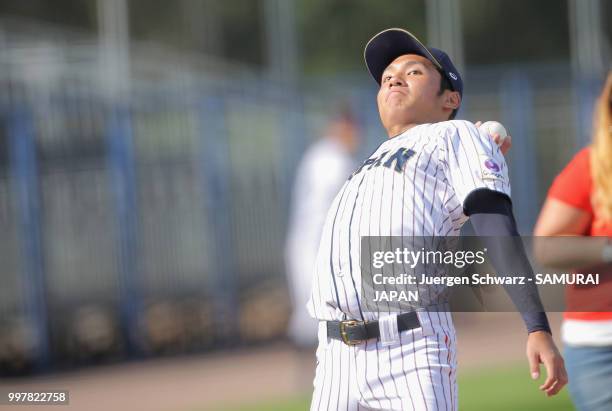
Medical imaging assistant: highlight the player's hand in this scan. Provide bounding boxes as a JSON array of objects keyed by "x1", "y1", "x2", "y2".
[
  {"x1": 474, "y1": 121, "x2": 512, "y2": 156},
  {"x1": 526, "y1": 330, "x2": 568, "y2": 397}
]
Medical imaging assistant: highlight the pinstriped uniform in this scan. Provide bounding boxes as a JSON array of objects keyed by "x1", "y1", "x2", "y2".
[{"x1": 307, "y1": 120, "x2": 511, "y2": 410}]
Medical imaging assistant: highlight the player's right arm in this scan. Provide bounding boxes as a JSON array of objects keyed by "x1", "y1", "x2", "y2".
[
  {"x1": 464, "y1": 190, "x2": 568, "y2": 396},
  {"x1": 438, "y1": 121, "x2": 549, "y2": 329},
  {"x1": 439, "y1": 120, "x2": 567, "y2": 396}
]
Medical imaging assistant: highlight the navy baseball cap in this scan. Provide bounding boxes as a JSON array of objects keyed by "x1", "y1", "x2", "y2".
[{"x1": 364, "y1": 28, "x2": 463, "y2": 98}]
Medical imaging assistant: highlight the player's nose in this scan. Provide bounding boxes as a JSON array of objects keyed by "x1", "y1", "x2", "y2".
[{"x1": 388, "y1": 76, "x2": 405, "y2": 88}]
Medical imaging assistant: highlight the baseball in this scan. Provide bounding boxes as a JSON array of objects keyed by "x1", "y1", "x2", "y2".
[{"x1": 479, "y1": 121, "x2": 508, "y2": 145}]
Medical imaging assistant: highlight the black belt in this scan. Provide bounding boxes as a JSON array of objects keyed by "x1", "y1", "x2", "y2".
[{"x1": 326, "y1": 312, "x2": 420, "y2": 346}]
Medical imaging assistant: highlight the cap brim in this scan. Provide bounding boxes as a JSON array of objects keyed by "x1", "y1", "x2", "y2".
[{"x1": 364, "y1": 28, "x2": 442, "y2": 85}]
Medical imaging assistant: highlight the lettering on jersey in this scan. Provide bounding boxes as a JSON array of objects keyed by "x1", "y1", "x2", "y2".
[
  {"x1": 349, "y1": 148, "x2": 415, "y2": 179},
  {"x1": 479, "y1": 154, "x2": 503, "y2": 181},
  {"x1": 370, "y1": 150, "x2": 389, "y2": 168},
  {"x1": 349, "y1": 151, "x2": 384, "y2": 179},
  {"x1": 349, "y1": 157, "x2": 376, "y2": 180},
  {"x1": 384, "y1": 148, "x2": 415, "y2": 172}
]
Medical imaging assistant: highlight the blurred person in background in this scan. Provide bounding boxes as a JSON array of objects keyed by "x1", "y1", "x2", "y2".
[
  {"x1": 534, "y1": 71, "x2": 612, "y2": 411},
  {"x1": 285, "y1": 107, "x2": 360, "y2": 348}
]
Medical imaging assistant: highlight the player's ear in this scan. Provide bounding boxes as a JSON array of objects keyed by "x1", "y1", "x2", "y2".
[{"x1": 443, "y1": 91, "x2": 461, "y2": 111}]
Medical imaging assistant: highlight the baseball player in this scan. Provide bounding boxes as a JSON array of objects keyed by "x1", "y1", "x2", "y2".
[
  {"x1": 306, "y1": 28, "x2": 567, "y2": 410},
  {"x1": 286, "y1": 108, "x2": 359, "y2": 347}
]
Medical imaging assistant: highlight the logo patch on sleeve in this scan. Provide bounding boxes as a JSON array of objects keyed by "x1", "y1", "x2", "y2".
[{"x1": 479, "y1": 155, "x2": 503, "y2": 181}]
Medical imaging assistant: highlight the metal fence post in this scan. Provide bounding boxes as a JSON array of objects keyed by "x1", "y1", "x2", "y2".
[
  {"x1": 106, "y1": 105, "x2": 142, "y2": 355},
  {"x1": 8, "y1": 106, "x2": 50, "y2": 370},
  {"x1": 197, "y1": 96, "x2": 238, "y2": 342},
  {"x1": 500, "y1": 72, "x2": 538, "y2": 234}
]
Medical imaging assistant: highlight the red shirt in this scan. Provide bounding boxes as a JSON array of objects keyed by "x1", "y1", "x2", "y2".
[{"x1": 547, "y1": 147, "x2": 612, "y2": 320}]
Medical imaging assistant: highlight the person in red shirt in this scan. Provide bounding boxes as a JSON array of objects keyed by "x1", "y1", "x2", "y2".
[{"x1": 534, "y1": 71, "x2": 612, "y2": 411}]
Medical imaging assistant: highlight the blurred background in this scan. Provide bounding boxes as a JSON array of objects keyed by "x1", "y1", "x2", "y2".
[{"x1": 0, "y1": 0, "x2": 609, "y2": 410}]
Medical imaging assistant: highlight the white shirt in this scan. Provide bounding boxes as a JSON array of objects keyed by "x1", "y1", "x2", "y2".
[
  {"x1": 286, "y1": 138, "x2": 354, "y2": 268},
  {"x1": 563, "y1": 320, "x2": 612, "y2": 346},
  {"x1": 285, "y1": 137, "x2": 354, "y2": 345}
]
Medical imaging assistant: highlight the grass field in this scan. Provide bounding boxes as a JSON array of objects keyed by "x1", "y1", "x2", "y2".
[{"x1": 213, "y1": 363, "x2": 574, "y2": 411}]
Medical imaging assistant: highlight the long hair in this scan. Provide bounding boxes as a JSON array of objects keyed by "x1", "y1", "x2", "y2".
[{"x1": 591, "y1": 71, "x2": 612, "y2": 223}]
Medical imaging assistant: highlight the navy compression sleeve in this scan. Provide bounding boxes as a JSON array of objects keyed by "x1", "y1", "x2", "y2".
[{"x1": 464, "y1": 188, "x2": 551, "y2": 334}]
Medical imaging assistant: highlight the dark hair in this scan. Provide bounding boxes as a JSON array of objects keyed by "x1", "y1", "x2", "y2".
[{"x1": 437, "y1": 72, "x2": 458, "y2": 120}]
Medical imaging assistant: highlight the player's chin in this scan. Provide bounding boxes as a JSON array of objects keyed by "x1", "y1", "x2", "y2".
[
  {"x1": 385, "y1": 91, "x2": 407, "y2": 102},
  {"x1": 383, "y1": 98, "x2": 409, "y2": 112}
]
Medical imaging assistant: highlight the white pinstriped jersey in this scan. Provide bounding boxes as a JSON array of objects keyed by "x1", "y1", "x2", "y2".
[{"x1": 307, "y1": 120, "x2": 511, "y2": 323}]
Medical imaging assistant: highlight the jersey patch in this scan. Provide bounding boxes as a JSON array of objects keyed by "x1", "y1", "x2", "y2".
[{"x1": 479, "y1": 154, "x2": 503, "y2": 181}]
